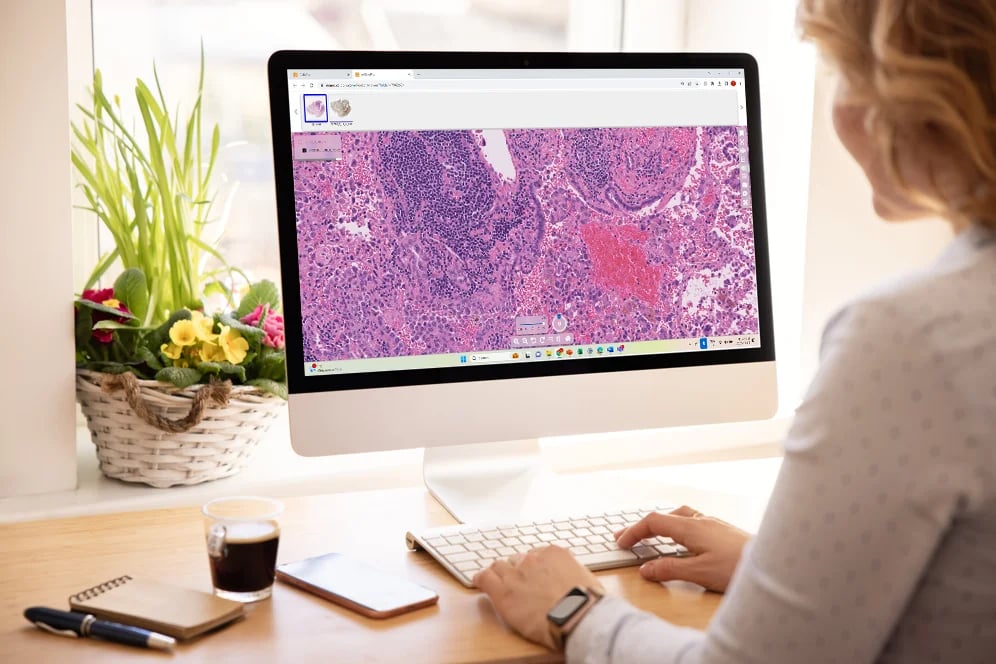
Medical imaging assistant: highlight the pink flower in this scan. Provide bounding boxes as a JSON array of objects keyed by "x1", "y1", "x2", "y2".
[
  {"x1": 240, "y1": 305, "x2": 285, "y2": 349},
  {"x1": 82, "y1": 288, "x2": 115, "y2": 304},
  {"x1": 78, "y1": 288, "x2": 131, "y2": 345}
]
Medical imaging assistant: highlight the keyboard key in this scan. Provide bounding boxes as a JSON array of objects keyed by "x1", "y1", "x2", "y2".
[
  {"x1": 446, "y1": 551, "x2": 478, "y2": 563},
  {"x1": 501, "y1": 537, "x2": 521, "y2": 547},
  {"x1": 675, "y1": 544, "x2": 689, "y2": 554},
  {"x1": 520, "y1": 534, "x2": 540, "y2": 545},
  {"x1": 591, "y1": 525, "x2": 610, "y2": 534},
  {"x1": 569, "y1": 537, "x2": 588, "y2": 547},
  {"x1": 570, "y1": 545, "x2": 591, "y2": 555},
  {"x1": 632, "y1": 545, "x2": 659, "y2": 560},
  {"x1": 589, "y1": 542, "x2": 609, "y2": 553},
  {"x1": 437, "y1": 544, "x2": 467, "y2": 556},
  {"x1": 520, "y1": 526, "x2": 538, "y2": 536},
  {"x1": 515, "y1": 544, "x2": 533, "y2": 554},
  {"x1": 655, "y1": 536, "x2": 675, "y2": 545},
  {"x1": 445, "y1": 535, "x2": 467, "y2": 545},
  {"x1": 484, "y1": 540, "x2": 503, "y2": 550},
  {"x1": 590, "y1": 517, "x2": 608, "y2": 526},
  {"x1": 537, "y1": 524, "x2": 557, "y2": 533},
  {"x1": 538, "y1": 532, "x2": 557, "y2": 542},
  {"x1": 497, "y1": 546, "x2": 516, "y2": 557},
  {"x1": 466, "y1": 541, "x2": 485, "y2": 552},
  {"x1": 480, "y1": 549, "x2": 499, "y2": 560},
  {"x1": 574, "y1": 549, "x2": 640, "y2": 568},
  {"x1": 571, "y1": 520, "x2": 591, "y2": 529},
  {"x1": 499, "y1": 528, "x2": 520, "y2": 537},
  {"x1": 427, "y1": 537, "x2": 447, "y2": 548},
  {"x1": 573, "y1": 527, "x2": 593, "y2": 538},
  {"x1": 553, "y1": 521, "x2": 571, "y2": 531},
  {"x1": 655, "y1": 544, "x2": 678, "y2": 556},
  {"x1": 482, "y1": 530, "x2": 503, "y2": 540},
  {"x1": 455, "y1": 560, "x2": 481, "y2": 572},
  {"x1": 465, "y1": 532, "x2": 485, "y2": 543}
]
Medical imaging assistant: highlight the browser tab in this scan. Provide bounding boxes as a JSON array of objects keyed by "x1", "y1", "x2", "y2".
[{"x1": 350, "y1": 69, "x2": 414, "y2": 80}]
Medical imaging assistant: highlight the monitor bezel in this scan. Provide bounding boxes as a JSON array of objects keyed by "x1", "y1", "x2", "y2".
[{"x1": 267, "y1": 50, "x2": 774, "y2": 395}]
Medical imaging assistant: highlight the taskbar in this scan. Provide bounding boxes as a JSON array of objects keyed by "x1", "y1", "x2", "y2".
[{"x1": 304, "y1": 334, "x2": 760, "y2": 376}]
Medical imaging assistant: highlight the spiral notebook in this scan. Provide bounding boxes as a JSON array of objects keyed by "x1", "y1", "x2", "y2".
[{"x1": 68, "y1": 575, "x2": 245, "y2": 639}]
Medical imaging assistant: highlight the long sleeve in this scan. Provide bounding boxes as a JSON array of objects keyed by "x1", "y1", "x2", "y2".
[{"x1": 567, "y1": 291, "x2": 991, "y2": 664}]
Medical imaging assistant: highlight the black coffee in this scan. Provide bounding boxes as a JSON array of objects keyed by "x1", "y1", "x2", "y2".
[{"x1": 208, "y1": 522, "x2": 280, "y2": 593}]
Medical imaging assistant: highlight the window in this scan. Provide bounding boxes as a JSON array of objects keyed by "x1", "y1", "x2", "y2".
[{"x1": 84, "y1": 0, "x2": 814, "y2": 454}]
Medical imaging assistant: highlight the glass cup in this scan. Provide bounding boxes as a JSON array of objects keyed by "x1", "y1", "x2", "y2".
[{"x1": 202, "y1": 496, "x2": 284, "y2": 602}]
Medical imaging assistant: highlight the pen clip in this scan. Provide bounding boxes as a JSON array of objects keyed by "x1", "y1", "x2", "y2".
[{"x1": 33, "y1": 621, "x2": 79, "y2": 638}]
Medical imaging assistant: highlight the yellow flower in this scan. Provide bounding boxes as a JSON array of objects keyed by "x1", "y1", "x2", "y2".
[
  {"x1": 160, "y1": 343, "x2": 183, "y2": 360},
  {"x1": 169, "y1": 319, "x2": 197, "y2": 347},
  {"x1": 217, "y1": 325, "x2": 249, "y2": 364},
  {"x1": 199, "y1": 340, "x2": 226, "y2": 363},
  {"x1": 101, "y1": 298, "x2": 122, "y2": 309},
  {"x1": 191, "y1": 311, "x2": 218, "y2": 342}
]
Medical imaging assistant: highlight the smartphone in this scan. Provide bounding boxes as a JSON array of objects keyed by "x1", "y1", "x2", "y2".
[{"x1": 275, "y1": 552, "x2": 439, "y2": 619}]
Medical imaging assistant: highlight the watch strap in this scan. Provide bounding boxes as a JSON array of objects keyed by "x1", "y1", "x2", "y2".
[{"x1": 548, "y1": 586, "x2": 605, "y2": 651}]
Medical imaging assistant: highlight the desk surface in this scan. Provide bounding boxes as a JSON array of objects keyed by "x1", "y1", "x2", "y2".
[{"x1": 0, "y1": 481, "x2": 749, "y2": 663}]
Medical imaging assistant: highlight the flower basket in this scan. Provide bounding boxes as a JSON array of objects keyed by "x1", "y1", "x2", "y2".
[{"x1": 77, "y1": 369, "x2": 286, "y2": 488}]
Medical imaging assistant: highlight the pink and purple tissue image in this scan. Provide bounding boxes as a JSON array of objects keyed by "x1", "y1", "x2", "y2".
[{"x1": 292, "y1": 126, "x2": 759, "y2": 363}]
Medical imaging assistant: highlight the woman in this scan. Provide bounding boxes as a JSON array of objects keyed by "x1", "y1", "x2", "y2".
[{"x1": 474, "y1": 1, "x2": 996, "y2": 662}]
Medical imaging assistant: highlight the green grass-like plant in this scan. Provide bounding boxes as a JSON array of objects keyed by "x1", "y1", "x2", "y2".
[{"x1": 71, "y1": 49, "x2": 241, "y2": 327}]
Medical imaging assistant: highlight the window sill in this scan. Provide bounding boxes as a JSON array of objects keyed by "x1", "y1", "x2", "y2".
[{"x1": 0, "y1": 413, "x2": 787, "y2": 524}]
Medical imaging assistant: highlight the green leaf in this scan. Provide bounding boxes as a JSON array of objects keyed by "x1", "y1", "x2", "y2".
[
  {"x1": 92, "y1": 320, "x2": 148, "y2": 331},
  {"x1": 258, "y1": 350, "x2": 287, "y2": 382},
  {"x1": 247, "y1": 378, "x2": 287, "y2": 400},
  {"x1": 196, "y1": 361, "x2": 247, "y2": 382},
  {"x1": 75, "y1": 298, "x2": 136, "y2": 320},
  {"x1": 218, "y1": 314, "x2": 265, "y2": 341},
  {"x1": 235, "y1": 280, "x2": 281, "y2": 319},
  {"x1": 136, "y1": 345, "x2": 163, "y2": 371},
  {"x1": 114, "y1": 269, "x2": 149, "y2": 323},
  {"x1": 155, "y1": 366, "x2": 203, "y2": 388}
]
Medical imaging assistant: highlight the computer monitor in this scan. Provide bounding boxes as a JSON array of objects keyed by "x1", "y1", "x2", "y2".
[{"x1": 267, "y1": 51, "x2": 776, "y2": 522}]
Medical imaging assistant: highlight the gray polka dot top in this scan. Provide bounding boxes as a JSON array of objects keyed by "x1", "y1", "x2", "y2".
[{"x1": 567, "y1": 223, "x2": 996, "y2": 664}]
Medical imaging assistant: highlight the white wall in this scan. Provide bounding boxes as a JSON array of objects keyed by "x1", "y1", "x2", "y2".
[
  {"x1": 799, "y1": 66, "x2": 953, "y2": 382},
  {"x1": 0, "y1": 0, "x2": 78, "y2": 497}
]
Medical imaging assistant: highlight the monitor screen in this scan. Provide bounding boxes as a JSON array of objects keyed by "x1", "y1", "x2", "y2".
[
  {"x1": 269, "y1": 52, "x2": 772, "y2": 403},
  {"x1": 268, "y1": 51, "x2": 775, "y2": 522}
]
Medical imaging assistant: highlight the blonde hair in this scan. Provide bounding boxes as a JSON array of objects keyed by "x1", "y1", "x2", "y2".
[{"x1": 798, "y1": 0, "x2": 996, "y2": 228}]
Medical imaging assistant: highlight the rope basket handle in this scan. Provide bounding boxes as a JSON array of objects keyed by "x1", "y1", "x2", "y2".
[{"x1": 101, "y1": 372, "x2": 233, "y2": 434}]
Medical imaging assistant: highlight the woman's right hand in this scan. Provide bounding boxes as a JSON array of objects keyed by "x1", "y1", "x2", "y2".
[{"x1": 614, "y1": 506, "x2": 751, "y2": 592}]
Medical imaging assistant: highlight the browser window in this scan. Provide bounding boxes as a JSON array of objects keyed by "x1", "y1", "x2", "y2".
[{"x1": 283, "y1": 68, "x2": 760, "y2": 377}]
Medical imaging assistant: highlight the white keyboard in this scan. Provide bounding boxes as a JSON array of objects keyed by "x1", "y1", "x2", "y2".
[{"x1": 406, "y1": 505, "x2": 691, "y2": 588}]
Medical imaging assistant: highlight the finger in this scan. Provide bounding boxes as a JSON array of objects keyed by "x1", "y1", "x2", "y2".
[
  {"x1": 616, "y1": 513, "x2": 697, "y2": 549},
  {"x1": 639, "y1": 555, "x2": 702, "y2": 585},
  {"x1": 490, "y1": 559, "x2": 515, "y2": 579},
  {"x1": 508, "y1": 553, "x2": 525, "y2": 566},
  {"x1": 473, "y1": 566, "x2": 499, "y2": 593},
  {"x1": 669, "y1": 505, "x2": 700, "y2": 518},
  {"x1": 613, "y1": 507, "x2": 699, "y2": 540}
]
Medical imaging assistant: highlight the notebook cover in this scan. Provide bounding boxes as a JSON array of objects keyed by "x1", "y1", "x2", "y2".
[{"x1": 68, "y1": 575, "x2": 245, "y2": 639}]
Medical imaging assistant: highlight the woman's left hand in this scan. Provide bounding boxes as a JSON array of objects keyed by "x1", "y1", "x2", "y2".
[{"x1": 474, "y1": 546, "x2": 603, "y2": 651}]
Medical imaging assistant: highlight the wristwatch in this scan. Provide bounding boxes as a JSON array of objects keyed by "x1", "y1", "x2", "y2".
[{"x1": 546, "y1": 586, "x2": 605, "y2": 650}]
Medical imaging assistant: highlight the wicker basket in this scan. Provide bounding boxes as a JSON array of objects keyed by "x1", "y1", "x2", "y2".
[{"x1": 76, "y1": 369, "x2": 286, "y2": 488}]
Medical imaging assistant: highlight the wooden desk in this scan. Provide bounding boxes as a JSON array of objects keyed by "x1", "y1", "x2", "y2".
[{"x1": 0, "y1": 487, "x2": 727, "y2": 663}]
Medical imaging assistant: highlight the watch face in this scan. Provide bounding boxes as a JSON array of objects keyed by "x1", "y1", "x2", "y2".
[{"x1": 547, "y1": 593, "x2": 589, "y2": 626}]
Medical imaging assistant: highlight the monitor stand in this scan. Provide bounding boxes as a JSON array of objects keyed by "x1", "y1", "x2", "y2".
[{"x1": 423, "y1": 439, "x2": 552, "y2": 524}]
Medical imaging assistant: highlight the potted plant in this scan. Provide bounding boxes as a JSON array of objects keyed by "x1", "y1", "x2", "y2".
[{"x1": 71, "y1": 56, "x2": 287, "y2": 488}]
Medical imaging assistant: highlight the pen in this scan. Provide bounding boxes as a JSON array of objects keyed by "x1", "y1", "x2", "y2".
[{"x1": 24, "y1": 606, "x2": 176, "y2": 650}]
